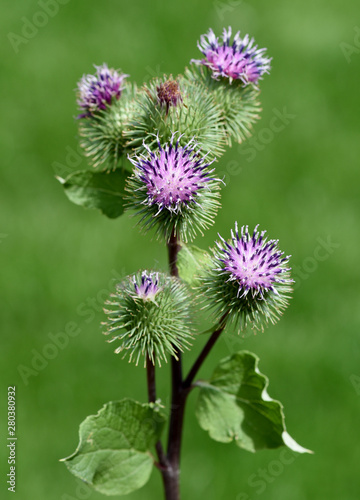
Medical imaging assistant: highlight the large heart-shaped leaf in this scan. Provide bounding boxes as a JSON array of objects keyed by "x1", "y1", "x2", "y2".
[
  {"x1": 196, "y1": 351, "x2": 312, "y2": 454},
  {"x1": 57, "y1": 169, "x2": 130, "y2": 219},
  {"x1": 61, "y1": 399, "x2": 166, "y2": 496}
]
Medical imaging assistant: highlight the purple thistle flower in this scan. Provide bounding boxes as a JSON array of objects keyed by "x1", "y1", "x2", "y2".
[
  {"x1": 217, "y1": 224, "x2": 292, "y2": 299},
  {"x1": 126, "y1": 134, "x2": 222, "y2": 242},
  {"x1": 201, "y1": 223, "x2": 293, "y2": 331},
  {"x1": 132, "y1": 271, "x2": 160, "y2": 301},
  {"x1": 192, "y1": 27, "x2": 271, "y2": 85},
  {"x1": 129, "y1": 135, "x2": 215, "y2": 213},
  {"x1": 157, "y1": 78, "x2": 183, "y2": 115},
  {"x1": 77, "y1": 64, "x2": 128, "y2": 116}
]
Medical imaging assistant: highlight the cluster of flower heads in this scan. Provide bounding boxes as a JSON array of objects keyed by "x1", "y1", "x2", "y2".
[
  {"x1": 74, "y1": 26, "x2": 270, "y2": 170},
  {"x1": 192, "y1": 27, "x2": 271, "y2": 85},
  {"x1": 201, "y1": 224, "x2": 293, "y2": 331},
  {"x1": 70, "y1": 29, "x2": 291, "y2": 358},
  {"x1": 103, "y1": 271, "x2": 193, "y2": 366},
  {"x1": 126, "y1": 133, "x2": 222, "y2": 242},
  {"x1": 77, "y1": 64, "x2": 128, "y2": 117}
]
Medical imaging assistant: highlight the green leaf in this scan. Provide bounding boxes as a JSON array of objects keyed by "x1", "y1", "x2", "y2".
[
  {"x1": 195, "y1": 351, "x2": 312, "y2": 454},
  {"x1": 177, "y1": 243, "x2": 211, "y2": 286},
  {"x1": 61, "y1": 399, "x2": 166, "y2": 496},
  {"x1": 57, "y1": 169, "x2": 131, "y2": 219}
]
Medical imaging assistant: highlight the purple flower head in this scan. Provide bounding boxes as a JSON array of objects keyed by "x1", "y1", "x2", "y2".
[
  {"x1": 132, "y1": 271, "x2": 160, "y2": 301},
  {"x1": 77, "y1": 64, "x2": 128, "y2": 116},
  {"x1": 129, "y1": 135, "x2": 215, "y2": 214},
  {"x1": 192, "y1": 27, "x2": 271, "y2": 85},
  {"x1": 157, "y1": 78, "x2": 183, "y2": 114},
  {"x1": 217, "y1": 224, "x2": 292, "y2": 299},
  {"x1": 201, "y1": 223, "x2": 293, "y2": 330}
]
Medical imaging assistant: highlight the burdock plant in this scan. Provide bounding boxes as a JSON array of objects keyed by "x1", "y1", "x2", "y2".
[{"x1": 59, "y1": 27, "x2": 312, "y2": 500}]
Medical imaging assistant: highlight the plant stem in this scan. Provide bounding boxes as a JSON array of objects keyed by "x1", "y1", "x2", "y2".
[
  {"x1": 183, "y1": 312, "x2": 228, "y2": 388},
  {"x1": 146, "y1": 355, "x2": 167, "y2": 470},
  {"x1": 160, "y1": 230, "x2": 227, "y2": 500},
  {"x1": 146, "y1": 355, "x2": 157, "y2": 404},
  {"x1": 167, "y1": 229, "x2": 180, "y2": 278},
  {"x1": 167, "y1": 351, "x2": 190, "y2": 465},
  {"x1": 161, "y1": 229, "x2": 184, "y2": 500}
]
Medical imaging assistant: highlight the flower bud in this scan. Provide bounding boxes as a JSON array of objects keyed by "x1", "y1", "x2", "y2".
[
  {"x1": 157, "y1": 77, "x2": 183, "y2": 115},
  {"x1": 125, "y1": 75, "x2": 225, "y2": 159},
  {"x1": 103, "y1": 271, "x2": 193, "y2": 366}
]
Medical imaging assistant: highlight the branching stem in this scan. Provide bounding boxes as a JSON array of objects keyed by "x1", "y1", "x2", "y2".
[
  {"x1": 183, "y1": 312, "x2": 228, "y2": 388},
  {"x1": 155, "y1": 229, "x2": 228, "y2": 500}
]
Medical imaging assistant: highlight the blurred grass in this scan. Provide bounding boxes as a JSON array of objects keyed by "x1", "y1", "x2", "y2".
[{"x1": 1, "y1": 0, "x2": 359, "y2": 499}]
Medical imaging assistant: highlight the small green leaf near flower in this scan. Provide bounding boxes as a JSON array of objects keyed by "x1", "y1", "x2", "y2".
[
  {"x1": 58, "y1": 169, "x2": 130, "y2": 219},
  {"x1": 61, "y1": 399, "x2": 166, "y2": 496},
  {"x1": 195, "y1": 351, "x2": 312, "y2": 454}
]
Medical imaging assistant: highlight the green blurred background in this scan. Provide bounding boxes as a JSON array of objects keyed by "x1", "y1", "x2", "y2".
[{"x1": 1, "y1": 0, "x2": 359, "y2": 499}]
